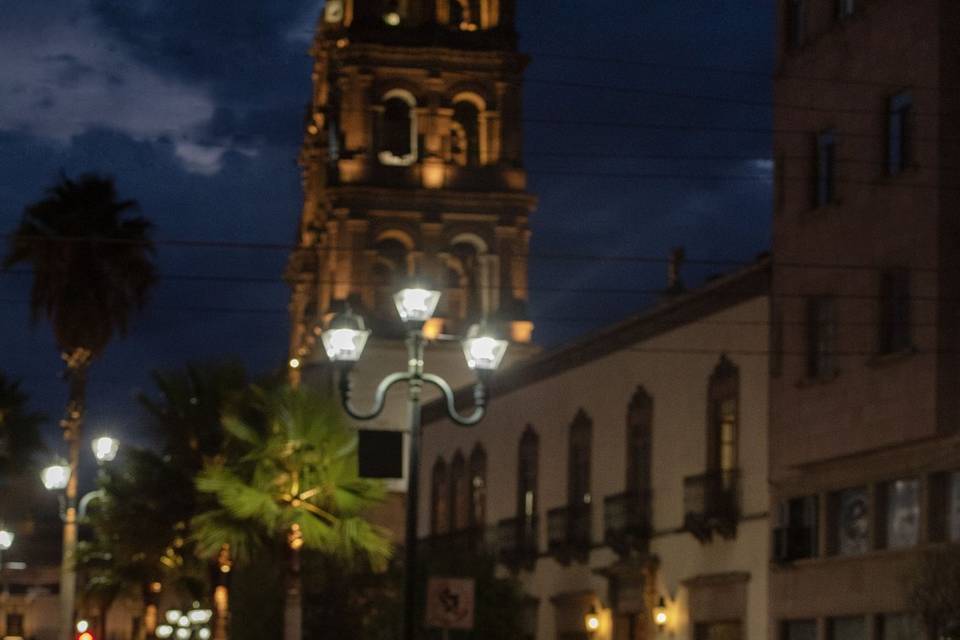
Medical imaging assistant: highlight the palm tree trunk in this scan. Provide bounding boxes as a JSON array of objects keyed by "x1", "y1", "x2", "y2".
[
  {"x1": 213, "y1": 544, "x2": 232, "y2": 640},
  {"x1": 59, "y1": 348, "x2": 91, "y2": 640},
  {"x1": 283, "y1": 545, "x2": 302, "y2": 640}
]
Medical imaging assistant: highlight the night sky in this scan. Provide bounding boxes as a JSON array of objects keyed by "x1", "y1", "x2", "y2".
[{"x1": 0, "y1": 1, "x2": 775, "y2": 453}]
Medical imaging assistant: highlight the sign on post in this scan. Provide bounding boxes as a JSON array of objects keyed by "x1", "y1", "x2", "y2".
[{"x1": 425, "y1": 577, "x2": 475, "y2": 631}]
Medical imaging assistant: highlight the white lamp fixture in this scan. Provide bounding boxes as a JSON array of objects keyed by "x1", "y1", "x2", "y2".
[
  {"x1": 462, "y1": 324, "x2": 509, "y2": 371},
  {"x1": 197, "y1": 629, "x2": 211, "y2": 640},
  {"x1": 175, "y1": 629, "x2": 191, "y2": 640},
  {"x1": 155, "y1": 625, "x2": 174, "y2": 639},
  {"x1": 0, "y1": 526, "x2": 14, "y2": 551},
  {"x1": 92, "y1": 436, "x2": 119, "y2": 463},
  {"x1": 393, "y1": 287, "x2": 442, "y2": 324},
  {"x1": 585, "y1": 605, "x2": 601, "y2": 633},
  {"x1": 321, "y1": 311, "x2": 371, "y2": 363},
  {"x1": 383, "y1": 10, "x2": 401, "y2": 25},
  {"x1": 187, "y1": 608, "x2": 213, "y2": 625},
  {"x1": 164, "y1": 610, "x2": 183, "y2": 626},
  {"x1": 41, "y1": 462, "x2": 71, "y2": 491}
]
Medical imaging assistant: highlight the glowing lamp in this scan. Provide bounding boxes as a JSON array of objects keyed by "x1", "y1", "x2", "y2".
[
  {"x1": 321, "y1": 311, "x2": 371, "y2": 363},
  {"x1": 187, "y1": 608, "x2": 213, "y2": 625},
  {"x1": 462, "y1": 324, "x2": 508, "y2": 371},
  {"x1": 78, "y1": 632, "x2": 94, "y2": 640},
  {"x1": 0, "y1": 526, "x2": 13, "y2": 551},
  {"x1": 178, "y1": 615, "x2": 190, "y2": 628},
  {"x1": 92, "y1": 436, "x2": 119, "y2": 463},
  {"x1": 654, "y1": 596, "x2": 669, "y2": 629},
  {"x1": 155, "y1": 626, "x2": 174, "y2": 639},
  {"x1": 175, "y1": 629, "x2": 191, "y2": 640},
  {"x1": 289, "y1": 357, "x2": 301, "y2": 369},
  {"x1": 585, "y1": 606, "x2": 600, "y2": 633},
  {"x1": 394, "y1": 287, "x2": 441, "y2": 324},
  {"x1": 383, "y1": 11, "x2": 401, "y2": 25},
  {"x1": 164, "y1": 611, "x2": 183, "y2": 626},
  {"x1": 76, "y1": 620, "x2": 89, "y2": 633},
  {"x1": 197, "y1": 629, "x2": 211, "y2": 640},
  {"x1": 41, "y1": 462, "x2": 71, "y2": 491}
]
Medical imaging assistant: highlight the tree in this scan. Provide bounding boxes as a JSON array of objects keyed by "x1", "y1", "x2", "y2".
[
  {"x1": 3, "y1": 172, "x2": 156, "y2": 640},
  {"x1": 193, "y1": 385, "x2": 392, "y2": 640},
  {"x1": 0, "y1": 372, "x2": 44, "y2": 480}
]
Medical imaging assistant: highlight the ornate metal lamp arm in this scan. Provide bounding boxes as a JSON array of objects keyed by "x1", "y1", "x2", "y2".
[
  {"x1": 421, "y1": 374, "x2": 488, "y2": 427},
  {"x1": 338, "y1": 370, "x2": 412, "y2": 421}
]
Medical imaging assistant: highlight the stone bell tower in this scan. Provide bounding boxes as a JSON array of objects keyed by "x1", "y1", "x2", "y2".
[{"x1": 288, "y1": 0, "x2": 536, "y2": 369}]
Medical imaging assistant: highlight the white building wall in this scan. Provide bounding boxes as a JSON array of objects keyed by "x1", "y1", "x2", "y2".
[{"x1": 419, "y1": 291, "x2": 770, "y2": 640}]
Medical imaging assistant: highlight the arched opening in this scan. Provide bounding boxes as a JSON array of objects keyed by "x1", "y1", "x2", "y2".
[
  {"x1": 469, "y1": 444, "x2": 487, "y2": 528},
  {"x1": 377, "y1": 90, "x2": 417, "y2": 166},
  {"x1": 707, "y1": 355, "x2": 739, "y2": 476},
  {"x1": 449, "y1": 0, "x2": 481, "y2": 29},
  {"x1": 371, "y1": 237, "x2": 409, "y2": 317},
  {"x1": 451, "y1": 100, "x2": 480, "y2": 166},
  {"x1": 517, "y1": 426, "x2": 538, "y2": 523}
]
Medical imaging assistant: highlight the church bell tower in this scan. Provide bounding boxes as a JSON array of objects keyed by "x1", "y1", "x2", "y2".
[{"x1": 288, "y1": 0, "x2": 536, "y2": 374}]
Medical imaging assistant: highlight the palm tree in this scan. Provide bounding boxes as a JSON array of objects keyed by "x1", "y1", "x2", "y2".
[
  {"x1": 3, "y1": 172, "x2": 156, "y2": 640},
  {"x1": 193, "y1": 385, "x2": 392, "y2": 640},
  {"x1": 0, "y1": 372, "x2": 45, "y2": 480}
]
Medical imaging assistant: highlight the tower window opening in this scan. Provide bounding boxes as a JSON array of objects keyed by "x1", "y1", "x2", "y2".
[
  {"x1": 449, "y1": 0, "x2": 481, "y2": 30},
  {"x1": 378, "y1": 91, "x2": 418, "y2": 166},
  {"x1": 451, "y1": 101, "x2": 481, "y2": 166}
]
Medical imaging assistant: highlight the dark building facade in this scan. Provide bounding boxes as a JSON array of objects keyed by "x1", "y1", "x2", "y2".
[{"x1": 770, "y1": 1, "x2": 960, "y2": 639}]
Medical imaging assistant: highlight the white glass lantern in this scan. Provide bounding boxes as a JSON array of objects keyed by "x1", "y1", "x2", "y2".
[
  {"x1": 0, "y1": 527, "x2": 13, "y2": 551},
  {"x1": 41, "y1": 462, "x2": 71, "y2": 491},
  {"x1": 175, "y1": 629, "x2": 191, "y2": 640},
  {"x1": 92, "y1": 436, "x2": 119, "y2": 463},
  {"x1": 462, "y1": 325, "x2": 509, "y2": 371},
  {"x1": 155, "y1": 625, "x2": 174, "y2": 639},
  {"x1": 187, "y1": 608, "x2": 213, "y2": 625},
  {"x1": 164, "y1": 610, "x2": 183, "y2": 626},
  {"x1": 394, "y1": 287, "x2": 442, "y2": 324},
  {"x1": 321, "y1": 311, "x2": 371, "y2": 363},
  {"x1": 197, "y1": 629, "x2": 211, "y2": 640}
]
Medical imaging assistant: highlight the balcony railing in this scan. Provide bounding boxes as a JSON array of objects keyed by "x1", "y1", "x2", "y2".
[
  {"x1": 425, "y1": 526, "x2": 490, "y2": 555},
  {"x1": 547, "y1": 504, "x2": 592, "y2": 564},
  {"x1": 683, "y1": 469, "x2": 741, "y2": 542},
  {"x1": 496, "y1": 516, "x2": 539, "y2": 571},
  {"x1": 604, "y1": 491, "x2": 652, "y2": 556}
]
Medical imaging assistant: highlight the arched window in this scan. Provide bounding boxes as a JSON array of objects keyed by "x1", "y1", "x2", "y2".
[
  {"x1": 707, "y1": 356, "x2": 739, "y2": 474},
  {"x1": 469, "y1": 444, "x2": 487, "y2": 528},
  {"x1": 568, "y1": 410, "x2": 592, "y2": 509},
  {"x1": 371, "y1": 237, "x2": 408, "y2": 316},
  {"x1": 451, "y1": 101, "x2": 480, "y2": 166},
  {"x1": 449, "y1": 450, "x2": 470, "y2": 531},
  {"x1": 626, "y1": 387, "x2": 653, "y2": 497},
  {"x1": 377, "y1": 90, "x2": 417, "y2": 166},
  {"x1": 517, "y1": 425, "x2": 539, "y2": 521},
  {"x1": 431, "y1": 457, "x2": 449, "y2": 535},
  {"x1": 449, "y1": 0, "x2": 481, "y2": 29}
]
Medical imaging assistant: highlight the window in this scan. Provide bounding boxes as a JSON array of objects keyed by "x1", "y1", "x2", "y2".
[
  {"x1": 626, "y1": 387, "x2": 653, "y2": 497},
  {"x1": 518, "y1": 425, "x2": 539, "y2": 521},
  {"x1": 469, "y1": 444, "x2": 487, "y2": 528},
  {"x1": 5, "y1": 613, "x2": 24, "y2": 637},
  {"x1": 882, "y1": 479, "x2": 920, "y2": 549},
  {"x1": 878, "y1": 614, "x2": 920, "y2": 640},
  {"x1": 816, "y1": 130, "x2": 837, "y2": 206},
  {"x1": 371, "y1": 237, "x2": 409, "y2": 317},
  {"x1": 837, "y1": 0, "x2": 855, "y2": 20},
  {"x1": 449, "y1": 450, "x2": 469, "y2": 531},
  {"x1": 449, "y1": 0, "x2": 481, "y2": 30},
  {"x1": 568, "y1": 410, "x2": 592, "y2": 509},
  {"x1": 806, "y1": 297, "x2": 836, "y2": 379},
  {"x1": 377, "y1": 90, "x2": 417, "y2": 166},
  {"x1": 831, "y1": 487, "x2": 869, "y2": 555},
  {"x1": 782, "y1": 620, "x2": 817, "y2": 640},
  {"x1": 707, "y1": 356, "x2": 739, "y2": 474},
  {"x1": 878, "y1": 269, "x2": 911, "y2": 354},
  {"x1": 888, "y1": 92, "x2": 913, "y2": 175},
  {"x1": 451, "y1": 100, "x2": 481, "y2": 166},
  {"x1": 774, "y1": 496, "x2": 819, "y2": 560},
  {"x1": 786, "y1": 0, "x2": 805, "y2": 49},
  {"x1": 829, "y1": 617, "x2": 866, "y2": 640},
  {"x1": 431, "y1": 457, "x2": 449, "y2": 535}
]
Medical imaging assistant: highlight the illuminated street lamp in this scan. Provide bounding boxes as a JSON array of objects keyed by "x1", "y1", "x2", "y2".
[
  {"x1": 324, "y1": 284, "x2": 507, "y2": 640},
  {"x1": 1, "y1": 524, "x2": 14, "y2": 628},
  {"x1": 41, "y1": 461, "x2": 71, "y2": 491},
  {"x1": 91, "y1": 436, "x2": 119, "y2": 463},
  {"x1": 654, "y1": 596, "x2": 669, "y2": 631}
]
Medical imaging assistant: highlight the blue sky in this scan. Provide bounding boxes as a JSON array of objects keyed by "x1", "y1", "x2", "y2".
[{"x1": 0, "y1": 0, "x2": 775, "y2": 452}]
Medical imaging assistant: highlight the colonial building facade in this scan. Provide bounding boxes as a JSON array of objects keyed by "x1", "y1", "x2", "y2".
[
  {"x1": 770, "y1": 1, "x2": 960, "y2": 640},
  {"x1": 419, "y1": 261, "x2": 771, "y2": 640}
]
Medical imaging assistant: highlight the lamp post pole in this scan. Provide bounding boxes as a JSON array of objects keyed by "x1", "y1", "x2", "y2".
[
  {"x1": 322, "y1": 288, "x2": 508, "y2": 640},
  {"x1": 0, "y1": 525, "x2": 14, "y2": 633}
]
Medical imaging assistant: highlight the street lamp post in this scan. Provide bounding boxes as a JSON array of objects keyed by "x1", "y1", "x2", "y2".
[
  {"x1": 1, "y1": 524, "x2": 14, "y2": 631},
  {"x1": 321, "y1": 285, "x2": 508, "y2": 640},
  {"x1": 41, "y1": 436, "x2": 120, "y2": 639}
]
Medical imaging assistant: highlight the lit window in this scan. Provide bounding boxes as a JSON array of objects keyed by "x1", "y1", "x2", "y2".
[
  {"x1": 806, "y1": 297, "x2": 836, "y2": 379},
  {"x1": 708, "y1": 356, "x2": 739, "y2": 474},
  {"x1": 832, "y1": 487, "x2": 869, "y2": 556},
  {"x1": 888, "y1": 92, "x2": 913, "y2": 175},
  {"x1": 878, "y1": 269, "x2": 911, "y2": 354},
  {"x1": 449, "y1": 0, "x2": 481, "y2": 30},
  {"x1": 816, "y1": 130, "x2": 837, "y2": 206},
  {"x1": 883, "y1": 479, "x2": 920, "y2": 549}
]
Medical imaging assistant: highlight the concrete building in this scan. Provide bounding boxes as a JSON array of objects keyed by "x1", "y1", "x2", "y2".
[
  {"x1": 770, "y1": 1, "x2": 960, "y2": 639},
  {"x1": 419, "y1": 260, "x2": 771, "y2": 640}
]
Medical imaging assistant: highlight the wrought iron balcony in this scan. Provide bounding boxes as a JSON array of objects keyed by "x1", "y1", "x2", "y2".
[
  {"x1": 547, "y1": 504, "x2": 592, "y2": 564},
  {"x1": 496, "y1": 516, "x2": 539, "y2": 571},
  {"x1": 425, "y1": 526, "x2": 490, "y2": 555},
  {"x1": 604, "y1": 491, "x2": 652, "y2": 556},
  {"x1": 683, "y1": 469, "x2": 740, "y2": 542}
]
